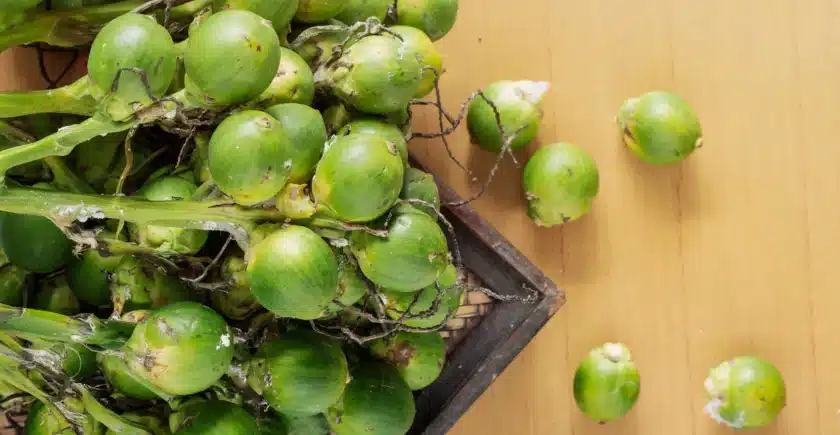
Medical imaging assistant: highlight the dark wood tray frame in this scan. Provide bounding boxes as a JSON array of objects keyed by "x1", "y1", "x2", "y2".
[{"x1": 407, "y1": 156, "x2": 565, "y2": 435}]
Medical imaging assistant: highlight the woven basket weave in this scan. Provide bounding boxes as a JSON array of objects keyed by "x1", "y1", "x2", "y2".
[{"x1": 441, "y1": 270, "x2": 495, "y2": 353}]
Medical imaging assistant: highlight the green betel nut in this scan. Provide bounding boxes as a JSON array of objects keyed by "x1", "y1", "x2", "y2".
[
  {"x1": 256, "y1": 47, "x2": 316, "y2": 108},
  {"x1": 67, "y1": 231, "x2": 124, "y2": 307},
  {"x1": 184, "y1": 10, "x2": 281, "y2": 107},
  {"x1": 467, "y1": 80, "x2": 550, "y2": 153},
  {"x1": 382, "y1": 263, "x2": 463, "y2": 328},
  {"x1": 337, "y1": 118, "x2": 409, "y2": 165},
  {"x1": 370, "y1": 331, "x2": 446, "y2": 390},
  {"x1": 322, "y1": 248, "x2": 368, "y2": 317},
  {"x1": 328, "y1": 360, "x2": 415, "y2": 435},
  {"x1": 124, "y1": 302, "x2": 234, "y2": 396},
  {"x1": 208, "y1": 110, "x2": 295, "y2": 206},
  {"x1": 617, "y1": 91, "x2": 703, "y2": 164},
  {"x1": 0, "y1": 258, "x2": 27, "y2": 307},
  {"x1": 247, "y1": 331, "x2": 349, "y2": 417},
  {"x1": 335, "y1": 0, "x2": 391, "y2": 24},
  {"x1": 109, "y1": 255, "x2": 193, "y2": 315},
  {"x1": 704, "y1": 356, "x2": 786, "y2": 429},
  {"x1": 265, "y1": 103, "x2": 328, "y2": 183},
  {"x1": 350, "y1": 207, "x2": 449, "y2": 292},
  {"x1": 395, "y1": 0, "x2": 459, "y2": 41},
  {"x1": 1, "y1": 212, "x2": 73, "y2": 274},
  {"x1": 128, "y1": 175, "x2": 209, "y2": 255},
  {"x1": 88, "y1": 13, "x2": 178, "y2": 121},
  {"x1": 573, "y1": 342, "x2": 641, "y2": 422},
  {"x1": 171, "y1": 400, "x2": 259, "y2": 435},
  {"x1": 213, "y1": 0, "x2": 299, "y2": 39},
  {"x1": 316, "y1": 34, "x2": 422, "y2": 115},
  {"x1": 210, "y1": 255, "x2": 261, "y2": 321},
  {"x1": 312, "y1": 132, "x2": 405, "y2": 223},
  {"x1": 390, "y1": 25, "x2": 444, "y2": 98},
  {"x1": 523, "y1": 142, "x2": 600, "y2": 227},
  {"x1": 400, "y1": 167, "x2": 441, "y2": 219},
  {"x1": 258, "y1": 413, "x2": 331, "y2": 435},
  {"x1": 295, "y1": 0, "x2": 349, "y2": 23},
  {"x1": 32, "y1": 275, "x2": 80, "y2": 315},
  {"x1": 246, "y1": 225, "x2": 339, "y2": 320}
]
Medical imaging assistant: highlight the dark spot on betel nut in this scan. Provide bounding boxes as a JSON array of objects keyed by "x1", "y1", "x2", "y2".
[
  {"x1": 260, "y1": 166, "x2": 274, "y2": 184},
  {"x1": 256, "y1": 44, "x2": 263, "y2": 52},
  {"x1": 157, "y1": 318, "x2": 177, "y2": 339},
  {"x1": 389, "y1": 341, "x2": 417, "y2": 367},
  {"x1": 181, "y1": 415, "x2": 197, "y2": 430},
  {"x1": 142, "y1": 353, "x2": 156, "y2": 370}
]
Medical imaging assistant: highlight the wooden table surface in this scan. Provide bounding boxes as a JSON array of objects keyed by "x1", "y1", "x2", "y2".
[
  {"x1": 0, "y1": 1, "x2": 836, "y2": 434},
  {"x1": 410, "y1": 0, "x2": 839, "y2": 434}
]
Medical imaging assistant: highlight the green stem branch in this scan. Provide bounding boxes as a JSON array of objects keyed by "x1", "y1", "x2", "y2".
[
  {"x1": 0, "y1": 304, "x2": 135, "y2": 349},
  {"x1": 0, "y1": 116, "x2": 134, "y2": 178},
  {"x1": 0, "y1": 119, "x2": 95, "y2": 193},
  {"x1": 0, "y1": 185, "x2": 284, "y2": 228},
  {"x1": 43, "y1": 156, "x2": 96, "y2": 193},
  {"x1": 0, "y1": 90, "x2": 187, "y2": 180},
  {"x1": 0, "y1": 76, "x2": 97, "y2": 118},
  {"x1": 77, "y1": 387, "x2": 152, "y2": 435}
]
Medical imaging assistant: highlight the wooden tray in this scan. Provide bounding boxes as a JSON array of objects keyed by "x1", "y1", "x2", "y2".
[
  {"x1": 407, "y1": 156, "x2": 564, "y2": 435},
  {"x1": 0, "y1": 167, "x2": 564, "y2": 435}
]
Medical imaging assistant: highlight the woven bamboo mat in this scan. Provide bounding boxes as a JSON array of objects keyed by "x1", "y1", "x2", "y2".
[{"x1": 441, "y1": 269, "x2": 495, "y2": 353}]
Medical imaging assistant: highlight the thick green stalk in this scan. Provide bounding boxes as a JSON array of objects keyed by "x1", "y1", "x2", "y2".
[
  {"x1": 0, "y1": 116, "x2": 133, "y2": 179},
  {"x1": 77, "y1": 387, "x2": 152, "y2": 435},
  {"x1": 191, "y1": 179, "x2": 216, "y2": 200},
  {"x1": 0, "y1": 119, "x2": 95, "y2": 193},
  {"x1": 0, "y1": 88, "x2": 188, "y2": 179},
  {"x1": 0, "y1": 337, "x2": 147, "y2": 433},
  {"x1": 0, "y1": 119, "x2": 36, "y2": 144},
  {"x1": 43, "y1": 156, "x2": 97, "y2": 193},
  {"x1": 0, "y1": 343, "x2": 58, "y2": 412},
  {"x1": 0, "y1": 76, "x2": 97, "y2": 118},
  {"x1": 0, "y1": 304, "x2": 135, "y2": 348},
  {"x1": 0, "y1": 365, "x2": 53, "y2": 404},
  {"x1": 0, "y1": 0, "x2": 212, "y2": 51},
  {"x1": 0, "y1": 185, "x2": 284, "y2": 229}
]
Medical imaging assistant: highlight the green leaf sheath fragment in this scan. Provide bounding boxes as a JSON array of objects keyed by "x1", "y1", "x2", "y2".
[
  {"x1": 0, "y1": 303, "x2": 135, "y2": 348},
  {"x1": 0, "y1": 0, "x2": 212, "y2": 51}
]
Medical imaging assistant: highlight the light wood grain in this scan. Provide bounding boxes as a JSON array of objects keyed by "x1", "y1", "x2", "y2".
[
  {"x1": 0, "y1": 0, "x2": 836, "y2": 433},
  {"x1": 410, "y1": 0, "x2": 838, "y2": 434}
]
